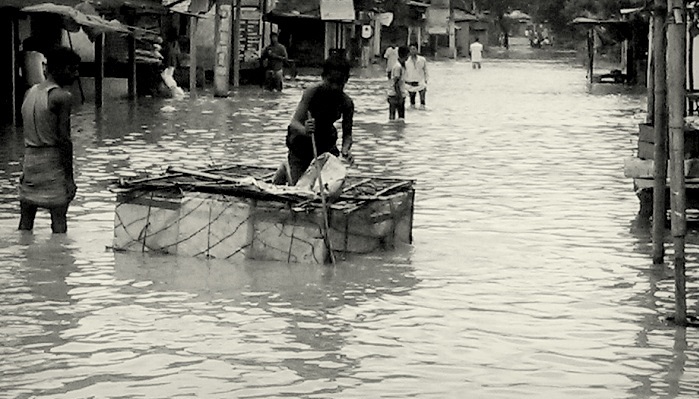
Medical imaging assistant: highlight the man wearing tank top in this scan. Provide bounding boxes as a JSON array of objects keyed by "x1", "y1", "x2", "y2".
[{"x1": 18, "y1": 47, "x2": 81, "y2": 234}]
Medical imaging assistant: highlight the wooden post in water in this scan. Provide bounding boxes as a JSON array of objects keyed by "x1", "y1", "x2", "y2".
[
  {"x1": 232, "y1": 0, "x2": 241, "y2": 88},
  {"x1": 189, "y1": 16, "x2": 198, "y2": 98},
  {"x1": 214, "y1": 0, "x2": 233, "y2": 97},
  {"x1": 95, "y1": 33, "x2": 105, "y2": 108},
  {"x1": 127, "y1": 31, "x2": 137, "y2": 100},
  {"x1": 10, "y1": 14, "x2": 17, "y2": 127},
  {"x1": 666, "y1": 0, "x2": 688, "y2": 326},
  {"x1": 652, "y1": 0, "x2": 668, "y2": 264},
  {"x1": 647, "y1": 17, "x2": 655, "y2": 122},
  {"x1": 587, "y1": 28, "x2": 594, "y2": 83}
]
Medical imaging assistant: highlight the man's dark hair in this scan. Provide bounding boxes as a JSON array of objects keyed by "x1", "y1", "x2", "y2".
[
  {"x1": 397, "y1": 46, "x2": 409, "y2": 58},
  {"x1": 270, "y1": 32, "x2": 279, "y2": 38},
  {"x1": 22, "y1": 37, "x2": 41, "y2": 52},
  {"x1": 45, "y1": 46, "x2": 81, "y2": 75},
  {"x1": 322, "y1": 55, "x2": 351, "y2": 83},
  {"x1": 409, "y1": 43, "x2": 418, "y2": 48}
]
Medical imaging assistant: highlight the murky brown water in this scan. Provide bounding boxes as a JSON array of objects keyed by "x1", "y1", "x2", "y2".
[{"x1": 1, "y1": 55, "x2": 699, "y2": 398}]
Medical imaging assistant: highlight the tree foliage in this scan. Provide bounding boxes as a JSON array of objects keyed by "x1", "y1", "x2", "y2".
[{"x1": 474, "y1": 0, "x2": 646, "y2": 41}]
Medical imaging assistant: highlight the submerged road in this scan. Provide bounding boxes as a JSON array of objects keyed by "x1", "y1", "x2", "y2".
[{"x1": 1, "y1": 50, "x2": 698, "y2": 398}]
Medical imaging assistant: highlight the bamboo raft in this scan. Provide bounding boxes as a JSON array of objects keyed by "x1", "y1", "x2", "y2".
[{"x1": 110, "y1": 164, "x2": 415, "y2": 264}]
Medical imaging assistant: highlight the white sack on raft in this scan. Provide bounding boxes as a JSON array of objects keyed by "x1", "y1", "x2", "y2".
[{"x1": 295, "y1": 153, "x2": 347, "y2": 199}]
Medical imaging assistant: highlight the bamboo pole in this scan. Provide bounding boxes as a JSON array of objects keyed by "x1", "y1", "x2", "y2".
[
  {"x1": 652, "y1": 0, "x2": 668, "y2": 264},
  {"x1": 95, "y1": 33, "x2": 105, "y2": 108},
  {"x1": 126, "y1": 11, "x2": 137, "y2": 100},
  {"x1": 214, "y1": 1, "x2": 232, "y2": 97},
  {"x1": 308, "y1": 111, "x2": 336, "y2": 266},
  {"x1": 587, "y1": 28, "x2": 595, "y2": 83},
  {"x1": 10, "y1": 14, "x2": 17, "y2": 127},
  {"x1": 67, "y1": 33, "x2": 85, "y2": 103},
  {"x1": 127, "y1": 33, "x2": 137, "y2": 100},
  {"x1": 189, "y1": 16, "x2": 198, "y2": 97},
  {"x1": 647, "y1": 17, "x2": 655, "y2": 122},
  {"x1": 232, "y1": 0, "x2": 241, "y2": 88},
  {"x1": 667, "y1": 0, "x2": 687, "y2": 326}
]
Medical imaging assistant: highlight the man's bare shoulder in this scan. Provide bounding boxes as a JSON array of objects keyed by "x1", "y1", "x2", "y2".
[
  {"x1": 48, "y1": 87, "x2": 73, "y2": 104},
  {"x1": 47, "y1": 87, "x2": 73, "y2": 112}
]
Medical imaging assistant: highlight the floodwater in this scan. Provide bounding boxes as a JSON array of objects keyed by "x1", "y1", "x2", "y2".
[{"x1": 2, "y1": 51, "x2": 699, "y2": 399}]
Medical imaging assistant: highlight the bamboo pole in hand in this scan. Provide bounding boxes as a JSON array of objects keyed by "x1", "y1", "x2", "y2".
[
  {"x1": 308, "y1": 112, "x2": 336, "y2": 265},
  {"x1": 666, "y1": 0, "x2": 687, "y2": 326},
  {"x1": 652, "y1": 0, "x2": 668, "y2": 264}
]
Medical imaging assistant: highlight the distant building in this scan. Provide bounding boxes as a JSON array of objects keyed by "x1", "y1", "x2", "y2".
[
  {"x1": 265, "y1": 0, "x2": 356, "y2": 66},
  {"x1": 425, "y1": 0, "x2": 487, "y2": 57}
]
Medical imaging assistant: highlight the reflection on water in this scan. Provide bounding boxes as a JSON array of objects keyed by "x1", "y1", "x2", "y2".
[{"x1": 1, "y1": 57, "x2": 699, "y2": 398}]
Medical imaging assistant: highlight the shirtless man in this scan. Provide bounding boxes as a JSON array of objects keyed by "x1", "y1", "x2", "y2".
[
  {"x1": 278, "y1": 55, "x2": 354, "y2": 185},
  {"x1": 18, "y1": 47, "x2": 80, "y2": 233}
]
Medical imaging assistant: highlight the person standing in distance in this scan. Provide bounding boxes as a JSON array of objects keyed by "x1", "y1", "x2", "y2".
[
  {"x1": 383, "y1": 45, "x2": 398, "y2": 80},
  {"x1": 261, "y1": 32, "x2": 288, "y2": 92},
  {"x1": 387, "y1": 46, "x2": 409, "y2": 121},
  {"x1": 404, "y1": 43, "x2": 428, "y2": 109},
  {"x1": 18, "y1": 47, "x2": 81, "y2": 234},
  {"x1": 470, "y1": 37, "x2": 484, "y2": 69}
]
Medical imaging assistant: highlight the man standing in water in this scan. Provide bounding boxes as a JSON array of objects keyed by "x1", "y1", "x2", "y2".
[
  {"x1": 281, "y1": 55, "x2": 354, "y2": 184},
  {"x1": 261, "y1": 32, "x2": 288, "y2": 92},
  {"x1": 383, "y1": 45, "x2": 398, "y2": 79},
  {"x1": 405, "y1": 43, "x2": 428, "y2": 109},
  {"x1": 470, "y1": 37, "x2": 484, "y2": 69},
  {"x1": 387, "y1": 46, "x2": 409, "y2": 121},
  {"x1": 18, "y1": 47, "x2": 80, "y2": 234}
]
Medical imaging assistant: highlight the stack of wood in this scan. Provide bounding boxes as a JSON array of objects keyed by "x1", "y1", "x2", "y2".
[
  {"x1": 135, "y1": 40, "x2": 164, "y2": 64},
  {"x1": 625, "y1": 123, "x2": 699, "y2": 181}
]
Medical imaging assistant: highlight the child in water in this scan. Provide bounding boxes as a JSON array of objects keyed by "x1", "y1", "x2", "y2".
[{"x1": 387, "y1": 46, "x2": 409, "y2": 121}]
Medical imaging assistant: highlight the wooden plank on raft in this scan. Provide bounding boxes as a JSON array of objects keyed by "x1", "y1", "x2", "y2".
[
  {"x1": 116, "y1": 165, "x2": 243, "y2": 188},
  {"x1": 292, "y1": 178, "x2": 373, "y2": 210},
  {"x1": 166, "y1": 166, "x2": 246, "y2": 184}
]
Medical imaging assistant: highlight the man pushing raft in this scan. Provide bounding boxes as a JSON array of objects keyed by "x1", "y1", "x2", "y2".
[{"x1": 273, "y1": 55, "x2": 355, "y2": 187}]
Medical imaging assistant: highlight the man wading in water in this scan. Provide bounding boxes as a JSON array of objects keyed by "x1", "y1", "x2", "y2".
[
  {"x1": 274, "y1": 55, "x2": 354, "y2": 185},
  {"x1": 18, "y1": 47, "x2": 80, "y2": 234}
]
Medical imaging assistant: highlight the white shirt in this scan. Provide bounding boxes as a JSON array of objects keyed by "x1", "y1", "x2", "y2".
[
  {"x1": 404, "y1": 55, "x2": 428, "y2": 92},
  {"x1": 470, "y1": 41, "x2": 483, "y2": 62},
  {"x1": 383, "y1": 47, "x2": 398, "y2": 73},
  {"x1": 387, "y1": 62, "x2": 407, "y2": 97}
]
